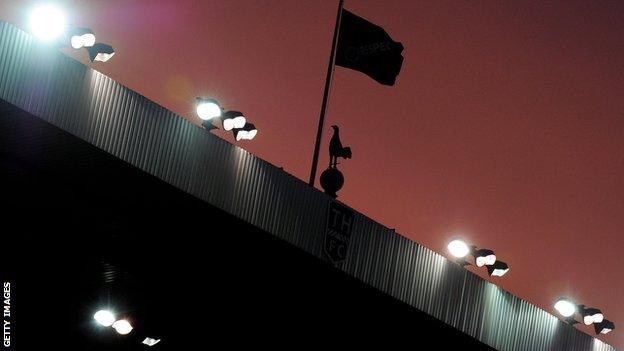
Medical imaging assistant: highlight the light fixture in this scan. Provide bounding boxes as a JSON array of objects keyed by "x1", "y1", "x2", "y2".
[
  {"x1": 112, "y1": 319, "x2": 133, "y2": 335},
  {"x1": 486, "y1": 260, "x2": 509, "y2": 277},
  {"x1": 594, "y1": 319, "x2": 615, "y2": 335},
  {"x1": 447, "y1": 239, "x2": 500, "y2": 270},
  {"x1": 142, "y1": 337, "x2": 161, "y2": 346},
  {"x1": 93, "y1": 310, "x2": 115, "y2": 327},
  {"x1": 221, "y1": 110, "x2": 246, "y2": 131},
  {"x1": 473, "y1": 248, "x2": 496, "y2": 267},
  {"x1": 233, "y1": 123, "x2": 258, "y2": 141},
  {"x1": 554, "y1": 298, "x2": 577, "y2": 318},
  {"x1": 29, "y1": 4, "x2": 68, "y2": 42},
  {"x1": 579, "y1": 305, "x2": 604, "y2": 325},
  {"x1": 86, "y1": 43, "x2": 115, "y2": 62},
  {"x1": 70, "y1": 27, "x2": 96, "y2": 49},
  {"x1": 195, "y1": 99, "x2": 259, "y2": 141},
  {"x1": 447, "y1": 239, "x2": 470, "y2": 258},
  {"x1": 196, "y1": 98, "x2": 222, "y2": 121}
]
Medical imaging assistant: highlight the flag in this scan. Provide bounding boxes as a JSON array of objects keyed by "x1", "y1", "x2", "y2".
[{"x1": 335, "y1": 9, "x2": 404, "y2": 86}]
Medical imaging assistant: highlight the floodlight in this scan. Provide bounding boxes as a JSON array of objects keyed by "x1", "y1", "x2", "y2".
[
  {"x1": 196, "y1": 98, "x2": 222, "y2": 121},
  {"x1": 486, "y1": 260, "x2": 509, "y2": 277},
  {"x1": 473, "y1": 248, "x2": 496, "y2": 267},
  {"x1": 142, "y1": 337, "x2": 161, "y2": 346},
  {"x1": 233, "y1": 123, "x2": 258, "y2": 141},
  {"x1": 93, "y1": 310, "x2": 115, "y2": 327},
  {"x1": 222, "y1": 110, "x2": 246, "y2": 131},
  {"x1": 29, "y1": 4, "x2": 67, "y2": 42},
  {"x1": 594, "y1": 319, "x2": 615, "y2": 335},
  {"x1": 86, "y1": 43, "x2": 115, "y2": 62},
  {"x1": 554, "y1": 298, "x2": 577, "y2": 318},
  {"x1": 70, "y1": 27, "x2": 96, "y2": 49},
  {"x1": 579, "y1": 306, "x2": 604, "y2": 325},
  {"x1": 112, "y1": 319, "x2": 133, "y2": 335},
  {"x1": 447, "y1": 239, "x2": 470, "y2": 258}
]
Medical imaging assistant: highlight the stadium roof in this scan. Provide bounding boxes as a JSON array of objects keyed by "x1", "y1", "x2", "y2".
[{"x1": 0, "y1": 21, "x2": 616, "y2": 351}]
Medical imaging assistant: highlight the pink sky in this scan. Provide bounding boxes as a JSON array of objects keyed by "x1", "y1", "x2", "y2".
[{"x1": 2, "y1": 0, "x2": 623, "y2": 348}]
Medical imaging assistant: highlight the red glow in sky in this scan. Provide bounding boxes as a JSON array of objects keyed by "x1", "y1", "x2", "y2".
[{"x1": 2, "y1": 0, "x2": 623, "y2": 348}]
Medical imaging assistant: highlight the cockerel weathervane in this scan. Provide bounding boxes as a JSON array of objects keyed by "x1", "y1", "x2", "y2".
[{"x1": 320, "y1": 125, "x2": 352, "y2": 198}]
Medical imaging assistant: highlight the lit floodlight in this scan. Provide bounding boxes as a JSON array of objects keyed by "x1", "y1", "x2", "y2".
[
  {"x1": 486, "y1": 260, "x2": 509, "y2": 277},
  {"x1": 221, "y1": 110, "x2": 246, "y2": 131},
  {"x1": 142, "y1": 337, "x2": 161, "y2": 346},
  {"x1": 112, "y1": 319, "x2": 133, "y2": 335},
  {"x1": 554, "y1": 298, "x2": 577, "y2": 318},
  {"x1": 83, "y1": 34, "x2": 96, "y2": 47},
  {"x1": 247, "y1": 127, "x2": 258, "y2": 140},
  {"x1": 473, "y1": 248, "x2": 496, "y2": 267},
  {"x1": 579, "y1": 306, "x2": 604, "y2": 325},
  {"x1": 447, "y1": 239, "x2": 470, "y2": 258},
  {"x1": 593, "y1": 313, "x2": 604, "y2": 324},
  {"x1": 29, "y1": 4, "x2": 68, "y2": 42},
  {"x1": 86, "y1": 43, "x2": 115, "y2": 62},
  {"x1": 234, "y1": 130, "x2": 246, "y2": 141},
  {"x1": 93, "y1": 310, "x2": 115, "y2": 327},
  {"x1": 594, "y1": 319, "x2": 615, "y2": 335},
  {"x1": 196, "y1": 98, "x2": 222, "y2": 121},
  {"x1": 70, "y1": 28, "x2": 96, "y2": 49},
  {"x1": 233, "y1": 123, "x2": 257, "y2": 141},
  {"x1": 71, "y1": 36, "x2": 84, "y2": 49}
]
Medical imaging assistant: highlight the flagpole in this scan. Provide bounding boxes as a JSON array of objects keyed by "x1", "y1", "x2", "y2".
[{"x1": 308, "y1": 0, "x2": 344, "y2": 186}]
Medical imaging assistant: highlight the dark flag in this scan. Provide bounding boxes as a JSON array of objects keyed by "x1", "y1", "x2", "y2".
[
  {"x1": 335, "y1": 9, "x2": 404, "y2": 86},
  {"x1": 308, "y1": 2, "x2": 404, "y2": 186}
]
